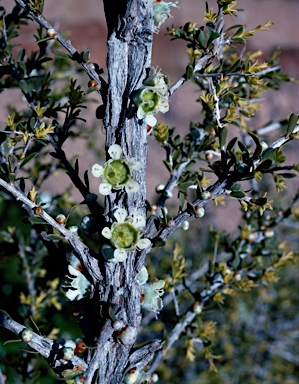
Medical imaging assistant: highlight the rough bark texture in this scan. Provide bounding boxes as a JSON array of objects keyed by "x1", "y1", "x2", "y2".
[{"x1": 85, "y1": 1, "x2": 155, "y2": 383}]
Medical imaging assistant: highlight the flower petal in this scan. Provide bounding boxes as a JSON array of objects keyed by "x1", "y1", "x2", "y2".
[
  {"x1": 68, "y1": 265, "x2": 80, "y2": 276},
  {"x1": 125, "y1": 179, "x2": 140, "y2": 193},
  {"x1": 99, "y1": 183, "x2": 112, "y2": 196},
  {"x1": 137, "y1": 266, "x2": 149, "y2": 285},
  {"x1": 102, "y1": 227, "x2": 112, "y2": 239},
  {"x1": 137, "y1": 238, "x2": 151, "y2": 249},
  {"x1": 152, "y1": 280, "x2": 165, "y2": 290},
  {"x1": 66, "y1": 289, "x2": 80, "y2": 301},
  {"x1": 108, "y1": 144, "x2": 122, "y2": 160},
  {"x1": 137, "y1": 106, "x2": 145, "y2": 119},
  {"x1": 114, "y1": 248, "x2": 128, "y2": 262},
  {"x1": 91, "y1": 163, "x2": 104, "y2": 178},
  {"x1": 145, "y1": 114, "x2": 157, "y2": 127},
  {"x1": 129, "y1": 159, "x2": 142, "y2": 171},
  {"x1": 132, "y1": 215, "x2": 146, "y2": 229},
  {"x1": 114, "y1": 208, "x2": 128, "y2": 223},
  {"x1": 158, "y1": 98, "x2": 169, "y2": 113}
]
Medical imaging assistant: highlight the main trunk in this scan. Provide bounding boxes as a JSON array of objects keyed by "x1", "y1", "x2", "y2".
[{"x1": 85, "y1": 2, "x2": 154, "y2": 383}]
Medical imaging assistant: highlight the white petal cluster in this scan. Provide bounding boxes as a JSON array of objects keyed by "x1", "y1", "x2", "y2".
[
  {"x1": 64, "y1": 254, "x2": 91, "y2": 301},
  {"x1": 133, "y1": 67, "x2": 169, "y2": 127},
  {"x1": 137, "y1": 267, "x2": 165, "y2": 315},
  {"x1": 102, "y1": 208, "x2": 151, "y2": 263},
  {"x1": 91, "y1": 144, "x2": 142, "y2": 196},
  {"x1": 153, "y1": 1, "x2": 178, "y2": 31}
]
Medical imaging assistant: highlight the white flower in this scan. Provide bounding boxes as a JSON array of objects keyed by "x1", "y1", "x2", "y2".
[
  {"x1": 153, "y1": 1, "x2": 178, "y2": 31},
  {"x1": 102, "y1": 208, "x2": 151, "y2": 263},
  {"x1": 64, "y1": 254, "x2": 91, "y2": 301},
  {"x1": 91, "y1": 144, "x2": 142, "y2": 196},
  {"x1": 133, "y1": 67, "x2": 169, "y2": 124},
  {"x1": 138, "y1": 267, "x2": 165, "y2": 315}
]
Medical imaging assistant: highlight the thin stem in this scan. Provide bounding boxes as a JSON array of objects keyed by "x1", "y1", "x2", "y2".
[
  {"x1": 15, "y1": 0, "x2": 106, "y2": 101},
  {"x1": 0, "y1": 177, "x2": 102, "y2": 285},
  {"x1": 148, "y1": 310, "x2": 196, "y2": 374}
]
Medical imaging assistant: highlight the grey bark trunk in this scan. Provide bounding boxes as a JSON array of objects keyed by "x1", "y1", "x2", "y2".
[{"x1": 85, "y1": 2, "x2": 155, "y2": 383}]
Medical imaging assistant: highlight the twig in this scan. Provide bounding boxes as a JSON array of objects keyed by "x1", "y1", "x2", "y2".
[
  {"x1": 192, "y1": 66, "x2": 281, "y2": 80},
  {"x1": 0, "y1": 311, "x2": 88, "y2": 377},
  {"x1": 171, "y1": 288, "x2": 180, "y2": 317},
  {"x1": 209, "y1": 77, "x2": 223, "y2": 131},
  {"x1": 0, "y1": 177, "x2": 102, "y2": 285},
  {"x1": 151, "y1": 124, "x2": 299, "y2": 242},
  {"x1": 15, "y1": 0, "x2": 106, "y2": 101},
  {"x1": 147, "y1": 310, "x2": 196, "y2": 374}
]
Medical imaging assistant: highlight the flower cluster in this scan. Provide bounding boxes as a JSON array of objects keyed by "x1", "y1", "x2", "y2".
[
  {"x1": 137, "y1": 267, "x2": 165, "y2": 315},
  {"x1": 92, "y1": 144, "x2": 141, "y2": 196},
  {"x1": 63, "y1": 254, "x2": 91, "y2": 301},
  {"x1": 133, "y1": 68, "x2": 169, "y2": 127},
  {"x1": 153, "y1": 1, "x2": 178, "y2": 31},
  {"x1": 102, "y1": 208, "x2": 151, "y2": 263}
]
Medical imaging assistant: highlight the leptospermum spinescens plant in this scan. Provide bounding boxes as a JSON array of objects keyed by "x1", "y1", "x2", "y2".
[{"x1": 0, "y1": 0, "x2": 298, "y2": 383}]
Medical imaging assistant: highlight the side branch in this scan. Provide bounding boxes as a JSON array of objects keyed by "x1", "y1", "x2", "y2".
[
  {"x1": 0, "y1": 311, "x2": 88, "y2": 377},
  {"x1": 148, "y1": 310, "x2": 197, "y2": 374},
  {"x1": 0, "y1": 177, "x2": 101, "y2": 284},
  {"x1": 15, "y1": 0, "x2": 106, "y2": 100},
  {"x1": 149, "y1": 125, "x2": 299, "y2": 241}
]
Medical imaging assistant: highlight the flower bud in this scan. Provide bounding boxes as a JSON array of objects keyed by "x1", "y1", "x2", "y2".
[
  {"x1": 264, "y1": 229, "x2": 274, "y2": 238},
  {"x1": 113, "y1": 320, "x2": 125, "y2": 331},
  {"x1": 155, "y1": 184, "x2": 165, "y2": 193},
  {"x1": 56, "y1": 214, "x2": 66, "y2": 224},
  {"x1": 74, "y1": 340, "x2": 87, "y2": 355},
  {"x1": 151, "y1": 373, "x2": 159, "y2": 382},
  {"x1": 21, "y1": 328, "x2": 33, "y2": 343},
  {"x1": 33, "y1": 206, "x2": 43, "y2": 215},
  {"x1": 117, "y1": 326, "x2": 137, "y2": 345},
  {"x1": 63, "y1": 346, "x2": 74, "y2": 361},
  {"x1": 201, "y1": 191, "x2": 212, "y2": 200},
  {"x1": 88, "y1": 79, "x2": 99, "y2": 88},
  {"x1": 124, "y1": 368, "x2": 139, "y2": 384},
  {"x1": 47, "y1": 28, "x2": 56, "y2": 38},
  {"x1": 195, "y1": 206, "x2": 205, "y2": 218},
  {"x1": 181, "y1": 220, "x2": 189, "y2": 230},
  {"x1": 193, "y1": 301, "x2": 202, "y2": 314}
]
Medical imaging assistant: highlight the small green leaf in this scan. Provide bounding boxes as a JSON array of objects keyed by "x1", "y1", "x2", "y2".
[
  {"x1": 20, "y1": 152, "x2": 38, "y2": 168},
  {"x1": 187, "y1": 202, "x2": 196, "y2": 215},
  {"x1": 229, "y1": 183, "x2": 241, "y2": 191},
  {"x1": 52, "y1": 50, "x2": 72, "y2": 60},
  {"x1": 230, "y1": 191, "x2": 246, "y2": 198},
  {"x1": 286, "y1": 113, "x2": 298, "y2": 137},
  {"x1": 219, "y1": 127, "x2": 228, "y2": 148},
  {"x1": 276, "y1": 173, "x2": 297, "y2": 179},
  {"x1": 260, "y1": 148, "x2": 275, "y2": 161},
  {"x1": 227, "y1": 137, "x2": 238, "y2": 151},
  {"x1": 82, "y1": 48, "x2": 90, "y2": 63},
  {"x1": 250, "y1": 197, "x2": 267, "y2": 205},
  {"x1": 28, "y1": 217, "x2": 47, "y2": 225},
  {"x1": 46, "y1": 234, "x2": 65, "y2": 241},
  {"x1": 186, "y1": 64, "x2": 194, "y2": 80},
  {"x1": 19, "y1": 80, "x2": 28, "y2": 93},
  {"x1": 238, "y1": 141, "x2": 248, "y2": 154}
]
